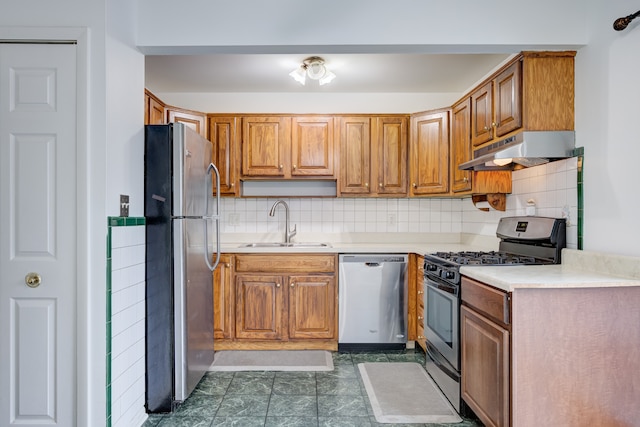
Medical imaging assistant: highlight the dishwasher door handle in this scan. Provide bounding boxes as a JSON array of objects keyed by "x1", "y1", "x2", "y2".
[{"x1": 365, "y1": 262, "x2": 381, "y2": 267}]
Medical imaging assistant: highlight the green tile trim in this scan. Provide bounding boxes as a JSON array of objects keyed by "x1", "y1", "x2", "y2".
[
  {"x1": 107, "y1": 216, "x2": 146, "y2": 227},
  {"x1": 577, "y1": 153, "x2": 584, "y2": 250},
  {"x1": 105, "y1": 216, "x2": 146, "y2": 427}
]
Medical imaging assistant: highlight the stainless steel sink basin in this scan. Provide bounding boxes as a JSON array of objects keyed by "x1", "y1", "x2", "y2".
[
  {"x1": 240, "y1": 243, "x2": 287, "y2": 248},
  {"x1": 287, "y1": 242, "x2": 332, "y2": 248},
  {"x1": 239, "y1": 242, "x2": 331, "y2": 248}
]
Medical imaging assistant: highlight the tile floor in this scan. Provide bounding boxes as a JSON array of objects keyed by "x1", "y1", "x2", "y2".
[{"x1": 142, "y1": 349, "x2": 482, "y2": 427}]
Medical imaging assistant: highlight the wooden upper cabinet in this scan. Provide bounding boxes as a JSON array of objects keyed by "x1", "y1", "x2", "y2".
[
  {"x1": 494, "y1": 61, "x2": 522, "y2": 138},
  {"x1": 410, "y1": 110, "x2": 449, "y2": 196},
  {"x1": 376, "y1": 117, "x2": 408, "y2": 195},
  {"x1": 291, "y1": 116, "x2": 334, "y2": 177},
  {"x1": 209, "y1": 116, "x2": 238, "y2": 195},
  {"x1": 241, "y1": 116, "x2": 291, "y2": 177},
  {"x1": 470, "y1": 81, "x2": 494, "y2": 147},
  {"x1": 451, "y1": 98, "x2": 473, "y2": 193},
  {"x1": 145, "y1": 90, "x2": 165, "y2": 125},
  {"x1": 167, "y1": 108, "x2": 207, "y2": 137},
  {"x1": 339, "y1": 117, "x2": 372, "y2": 195},
  {"x1": 469, "y1": 51, "x2": 574, "y2": 149}
]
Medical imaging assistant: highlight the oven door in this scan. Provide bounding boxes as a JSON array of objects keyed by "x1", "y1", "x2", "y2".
[{"x1": 424, "y1": 275, "x2": 459, "y2": 369}]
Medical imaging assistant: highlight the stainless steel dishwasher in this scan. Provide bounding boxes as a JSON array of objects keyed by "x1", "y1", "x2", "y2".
[{"x1": 338, "y1": 254, "x2": 408, "y2": 350}]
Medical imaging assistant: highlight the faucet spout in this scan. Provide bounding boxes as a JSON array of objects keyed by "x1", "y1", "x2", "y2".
[{"x1": 268, "y1": 200, "x2": 297, "y2": 244}]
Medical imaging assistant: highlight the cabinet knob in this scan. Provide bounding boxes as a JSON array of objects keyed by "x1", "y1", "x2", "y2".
[
  {"x1": 492, "y1": 122, "x2": 497, "y2": 127},
  {"x1": 225, "y1": 263, "x2": 230, "y2": 268},
  {"x1": 279, "y1": 164, "x2": 283, "y2": 170},
  {"x1": 276, "y1": 283, "x2": 280, "y2": 288},
  {"x1": 230, "y1": 182, "x2": 234, "y2": 187},
  {"x1": 417, "y1": 290, "x2": 424, "y2": 295},
  {"x1": 379, "y1": 183, "x2": 383, "y2": 188},
  {"x1": 365, "y1": 182, "x2": 369, "y2": 187},
  {"x1": 417, "y1": 335, "x2": 425, "y2": 340},
  {"x1": 412, "y1": 183, "x2": 417, "y2": 188},
  {"x1": 290, "y1": 282, "x2": 295, "y2": 287},
  {"x1": 462, "y1": 177, "x2": 468, "y2": 183},
  {"x1": 417, "y1": 315, "x2": 424, "y2": 320},
  {"x1": 484, "y1": 126, "x2": 490, "y2": 131},
  {"x1": 293, "y1": 164, "x2": 297, "y2": 170}
]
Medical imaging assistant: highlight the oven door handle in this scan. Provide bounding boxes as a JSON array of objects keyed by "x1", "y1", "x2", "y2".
[{"x1": 426, "y1": 344, "x2": 460, "y2": 382}]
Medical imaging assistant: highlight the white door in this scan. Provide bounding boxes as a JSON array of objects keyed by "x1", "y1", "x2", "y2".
[{"x1": 0, "y1": 43, "x2": 77, "y2": 426}]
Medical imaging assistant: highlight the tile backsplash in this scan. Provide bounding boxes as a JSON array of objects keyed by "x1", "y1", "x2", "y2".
[{"x1": 221, "y1": 157, "x2": 578, "y2": 249}]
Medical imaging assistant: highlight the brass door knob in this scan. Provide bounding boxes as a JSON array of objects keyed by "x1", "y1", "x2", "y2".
[{"x1": 25, "y1": 272, "x2": 42, "y2": 288}]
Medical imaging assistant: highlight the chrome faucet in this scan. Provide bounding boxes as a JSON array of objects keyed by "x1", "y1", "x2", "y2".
[{"x1": 269, "y1": 200, "x2": 297, "y2": 244}]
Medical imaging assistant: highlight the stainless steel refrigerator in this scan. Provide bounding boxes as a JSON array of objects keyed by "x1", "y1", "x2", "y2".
[{"x1": 144, "y1": 123, "x2": 221, "y2": 413}]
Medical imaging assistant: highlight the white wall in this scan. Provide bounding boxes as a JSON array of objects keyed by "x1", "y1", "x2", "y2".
[{"x1": 575, "y1": 0, "x2": 640, "y2": 256}]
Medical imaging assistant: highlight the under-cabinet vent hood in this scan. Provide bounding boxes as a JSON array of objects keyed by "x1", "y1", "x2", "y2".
[{"x1": 459, "y1": 131, "x2": 576, "y2": 171}]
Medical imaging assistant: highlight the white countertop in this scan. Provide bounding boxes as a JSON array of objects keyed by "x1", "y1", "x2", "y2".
[
  {"x1": 460, "y1": 249, "x2": 640, "y2": 292},
  {"x1": 220, "y1": 232, "x2": 499, "y2": 255}
]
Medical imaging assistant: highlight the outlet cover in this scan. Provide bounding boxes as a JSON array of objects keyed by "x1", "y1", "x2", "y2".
[{"x1": 120, "y1": 195, "x2": 130, "y2": 217}]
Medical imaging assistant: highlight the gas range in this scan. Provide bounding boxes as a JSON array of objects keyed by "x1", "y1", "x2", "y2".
[
  {"x1": 424, "y1": 216, "x2": 566, "y2": 285},
  {"x1": 422, "y1": 216, "x2": 566, "y2": 413}
]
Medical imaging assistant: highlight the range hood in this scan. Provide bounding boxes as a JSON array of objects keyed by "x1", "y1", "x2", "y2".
[{"x1": 459, "y1": 131, "x2": 576, "y2": 171}]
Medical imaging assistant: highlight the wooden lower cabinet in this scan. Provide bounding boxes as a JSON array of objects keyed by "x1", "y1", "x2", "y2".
[
  {"x1": 213, "y1": 254, "x2": 234, "y2": 341},
  {"x1": 215, "y1": 253, "x2": 338, "y2": 350},
  {"x1": 407, "y1": 254, "x2": 426, "y2": 351},
  {"x1": 460, "y1": 304, "x2": 510, "y2": 427}
]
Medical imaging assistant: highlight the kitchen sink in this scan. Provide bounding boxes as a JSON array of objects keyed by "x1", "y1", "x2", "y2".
[{"x1": 239, "y1": 242, "x2": 331, "y2": 248}]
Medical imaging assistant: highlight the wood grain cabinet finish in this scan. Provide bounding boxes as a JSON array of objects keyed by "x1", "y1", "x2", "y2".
[
  {"x1": 241, "y1": 116, "x2": 291, "y2": 177},
  {"x1": 410, "y1": 110, "x2": 449, "y2": 196},
  {"x1": 461, "y1": 304, "x2": 510, "y2": 427},
  {"x1": 227, "y1": 254, "x2": 337, "y2": 350},
  {"x1": 376, "y1": 116, "x2": 408, "y2": 195},
  {"x1": 450, "y1": 98, "x2": 473, "y2": 193},
  {"x1": 469, "y1": 51, "x2": 574, "y2": 149},
  {"x1": 209, "y1": 116, "x2": 238, "y2": 195},
  {"x1": 145, "y1": 90, "x2": 165, "y2": 125},
  {"x1": 213, "y1": 254, "x2": 234, "y2": 341},
  {"x1": 291, "y1": 116, "x2": 335, "y2": 177},
  {"x1": 407, "y1": 254, "x2": 426, "y2": 351},
  {"x1": 338, "y1": 116, "x2": 408, "y2": 197},
  {"x1": 338, "y1": 117, "x2": 372, "y2": 194},
  {"x1": 167, "y1": 108, "x2": 207, "y2": 137}
]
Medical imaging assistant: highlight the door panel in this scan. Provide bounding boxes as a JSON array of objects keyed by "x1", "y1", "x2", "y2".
[{"x1": 0, "y1": 43, "x2": 76, "y2": 426}]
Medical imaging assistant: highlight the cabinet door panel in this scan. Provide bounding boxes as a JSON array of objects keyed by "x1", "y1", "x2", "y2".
[
  {"x1": 471, "y1": 81, "x2": 493, "y2": 147},
  {"x1": 235, "y1": 274, "x2": 285, "y2": 340},
  {"x1": 376, "y1": 117, "x2": 408, "y2": 195},
  {"x1": 291, "y1": 117, "x2": 334, "y2": 176},
  {"x1": 451, "y1": 99, "x2": 472, "y2": 193},
  {"x1": 494, "y1": 61, "x2": 522, "y2": 138},
  {"x1": 209, "y1": 116, "x2": 237, "y2": 195},
  {"x1": 213, "y1": 254, "x2": 234, "y2": 340},
  {"x1": 288, "y1": 275, "x2": 336, "y2": 340},
  {"x1": 147, "y1": 95, "x2": 165, "y2": 125},
  {"x1": 242, "y1": 117, "x2": 290, "y2": 177},
  {"x1": 461, "y1": 305, "x2": 510, "y2": 427},
  {"x1": 339, "y1": 117, "x2": 371, "y2": 194},
  {"x1": 410, "y1": 111, "x2": 449, "y2": 195},
  {"x1": 168, "y1": 109, "x2": 206, "y2": 137}
]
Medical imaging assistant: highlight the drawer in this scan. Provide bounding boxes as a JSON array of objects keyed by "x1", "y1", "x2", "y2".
[
  {"x1": 235, "y1": 254, "x2": 336, "y2": 273},
  {"x1": 461, "y1": 276, "x2": 510, "y2": 325}
]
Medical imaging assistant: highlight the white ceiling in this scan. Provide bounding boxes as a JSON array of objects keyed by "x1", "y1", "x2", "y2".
[{"x1": 144, "y1": 53, "x2": 513, "y2": 94}]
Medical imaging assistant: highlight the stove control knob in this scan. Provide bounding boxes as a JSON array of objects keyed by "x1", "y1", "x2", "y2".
[
  {"x1": 426, "y1": 264, "x2": 438, "y2": 272},
  {"x1": 444, "y1": 271, "x2": 456, "y2": 280}
]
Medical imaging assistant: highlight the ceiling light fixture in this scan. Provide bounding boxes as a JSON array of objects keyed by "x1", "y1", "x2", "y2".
[{"x1": 289, "y1": 56, "x2": 336, "y2": 86}]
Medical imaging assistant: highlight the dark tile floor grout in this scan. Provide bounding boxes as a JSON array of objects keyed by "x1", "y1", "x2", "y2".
[{"x1": 142, "y1": 349, "x2": 483, "y2": 427}]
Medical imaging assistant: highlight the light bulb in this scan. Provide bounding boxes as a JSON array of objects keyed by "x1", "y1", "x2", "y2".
[{"x1": 492, "y1": 158, "x2": 513, "y2": 166}]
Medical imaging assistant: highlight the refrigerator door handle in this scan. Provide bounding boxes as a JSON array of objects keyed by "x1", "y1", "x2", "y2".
[{"x1": 204, "y1": 163, "x2": 221, "y2": 272}]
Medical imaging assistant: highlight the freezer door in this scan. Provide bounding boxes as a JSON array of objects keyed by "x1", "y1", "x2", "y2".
[
  {"x1": 172, "y1": 123, "x2": 214, "y2": 218},
  {"x1": 173, "y1": 217, "x2": 215, "y2": 402}
]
